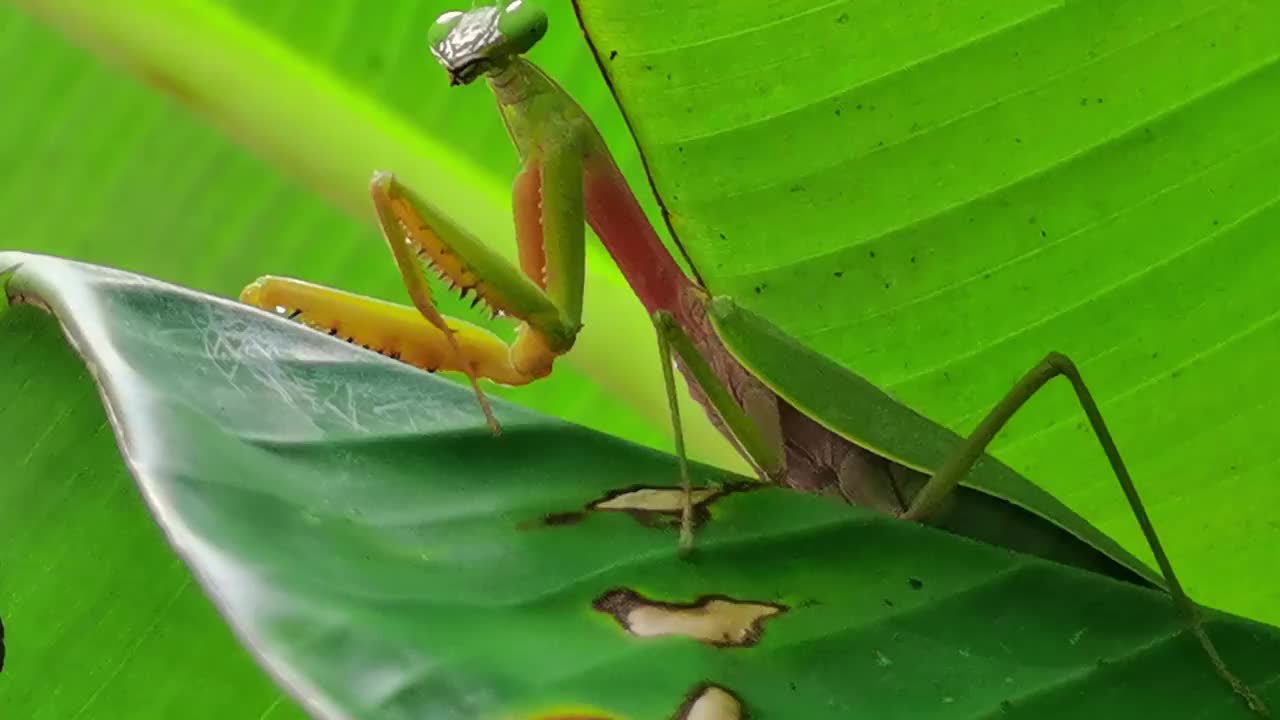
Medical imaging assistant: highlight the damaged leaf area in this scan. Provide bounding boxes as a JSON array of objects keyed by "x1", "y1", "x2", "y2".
[
  {"x1": 591, "y1": 486, "x2": 726, "y2": 513},
  {"x1": 676, "y1": 685, "x2": 745, "y2": 720},
  {"x1": 531, "y1": 684, "x2": 744, "y2": 720},
  {"x1": 527, "y1": 483, "x2": 745, "y2": 532},
  {"x1": 588, "y1": 484, "x2": 726, "y2": 531},
  {"x1": 592, "y1": 588, "x2": 785, "y2": 648}
]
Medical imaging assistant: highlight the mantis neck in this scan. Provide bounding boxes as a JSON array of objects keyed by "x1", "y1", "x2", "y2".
[
  {"x1": 583, "y1": 153, "x2": 697, "y2": 319},
  {"x1": 491, "y1": 58, "x2": 698, "y2": 320}
]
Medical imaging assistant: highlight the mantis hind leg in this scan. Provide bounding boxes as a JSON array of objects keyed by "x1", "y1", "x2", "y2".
[{"x1": 904, "y1": 352, "x2": 1268, "y2": 718}]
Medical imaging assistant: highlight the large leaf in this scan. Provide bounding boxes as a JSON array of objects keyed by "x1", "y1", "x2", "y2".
[
  {"x1": 0, "y1": 296, "x2": 305, "y2": 716},
  {"x1": 4, "y1": 0, "x2": 739, "y2": 470},
  {"x1": 4, "y1": 252, "x2": 1280, "y2": 718},
  {"x1": 575, "y1": 0, "x2": 1280, "y2": 623}
]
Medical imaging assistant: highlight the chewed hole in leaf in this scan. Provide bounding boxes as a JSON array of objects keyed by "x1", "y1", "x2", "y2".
[
  {"x1": 676, "y1": 684, "x2": 746, "y2": 720},
  {"x1": 592, "y1": 588, "x2": 786, "y2": 648}
]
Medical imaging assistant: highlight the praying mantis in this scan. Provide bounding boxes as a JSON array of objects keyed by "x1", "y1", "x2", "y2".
[{"x1": 240, "y1": 2, "x2": 1269, "y2": 715}]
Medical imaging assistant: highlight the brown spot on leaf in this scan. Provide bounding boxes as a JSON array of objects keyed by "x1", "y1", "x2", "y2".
[
  {"x1": 543, "y1": 511, "x2": 586, "y2": 526},
  {"x1": 529, "y1": 683, "x2": 745, "y2": 720},
  {"x1": 526, "y1": 483, "x2": 753, "y2": 533},
  {"x1": 675, "y1": 684, "x2": 747, "y2": 719},
  {"x1": 593, "y1": 588, "x2": 786, "y2": 648},
  {"x1": 587, "y1": 484, "x2": 739, "y2": 532}
]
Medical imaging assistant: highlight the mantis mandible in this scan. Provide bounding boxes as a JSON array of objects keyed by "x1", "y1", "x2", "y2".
[{"x1": 241, "y1": 3, "x2": 1268, "y2": 714}]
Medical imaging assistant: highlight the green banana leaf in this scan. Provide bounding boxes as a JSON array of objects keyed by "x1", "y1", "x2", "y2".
[
  {"x1": 3, "y1": 252, "x2": 1279, "y2": 718},
  {"x1": 574, "y1": 0, "x2": 1280, "y2": 624},
  {"x1": 3, "y1": 0, "x2": 738, "y2": 471}
]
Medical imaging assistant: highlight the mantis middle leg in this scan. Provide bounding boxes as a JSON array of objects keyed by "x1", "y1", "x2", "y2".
[{"x1": 651, "y1": 309, "x2": 786, "y2": 552}]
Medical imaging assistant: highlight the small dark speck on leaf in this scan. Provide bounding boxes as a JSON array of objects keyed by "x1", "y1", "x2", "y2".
[
  {"x1": 833, "y1": 271, "x2": 844, "y2": 278},
  {"x1": 718, "y1": 233, "x2": 727, "y2": 240},
  {"x1": 609, "y1": 50, "x2": 618, "y2": 60},
  {"x1": 1080, "y1": 97, "x2": 1089, "y2": 106},
  {"x1": 1040, "y1": 229, "x2": 1047, "y2": 238},
  {"x1": 836, "y1": 12, "x2": 850, "y2": 23},
  {"x1": 790, "y1": 184, "x2": 805, "y2": 193},
  {"x1": 883, "y1": 598, "x2": 895, "y2": 607},
  {"x1": 1001, "y1": 700, "x2": 1015, "y2": 713},
  {"x1": 868, "y1": 250, "x2": 876, "y2": 259},
  {"x1": 754, "y1": 284, "x2": 767, "y2": 294},
  {"x1": 677, "y1": 146, "x2": 684, "y2": 153},
  {"x1": 1212, "y1": 219, "x2": 1220, "y2": 226},
  {"x1": 1151, "y1": 352, "x2": 1159, "y2": 359},
  {"x1": 543, "y1": 511, "x2": 585, "y2": 526},
  {"x1": 1096, "y1": 97, "x2": 1104, "y2": 104},
  {"x1": 643, "y1": 64, "x2": 654, "y2": 71},
  {"x1": 908, "y1": 578, "x2": 924, "y2": 590},
  {"x1": 883, "y1": 282, "x2": 891, "y2": 290},
  {"x1": 835, "y1": 108, "x2": 842, "y2": 117},
  {"x1": 1015, "y1": 137, "x2": 1022, "y2": 143},
  {"x1": 666, "y1": 73, "x2": 672, "y2": 81},
  {"x1": 856, "y1": 103, "x2": 863, "y2": 110},
  {"x1": 909, "y1": 255, "x2": 917, "y2": 264}
]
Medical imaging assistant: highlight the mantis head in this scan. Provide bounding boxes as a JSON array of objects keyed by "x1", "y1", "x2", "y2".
[{"x1": 428, "y1": 1, "x2": 549, "y2": 85}]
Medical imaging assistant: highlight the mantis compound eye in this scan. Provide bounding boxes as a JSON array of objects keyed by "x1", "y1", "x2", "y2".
[
  {"x1": 428, "y1": 3, "x2": 546, "y2": 85},
  {"x1": 427, "y1": 10, "x2": 465, "y2": 51},
  {"x1": 496, "y1": 0, "x2": 549, "y2": 56}
]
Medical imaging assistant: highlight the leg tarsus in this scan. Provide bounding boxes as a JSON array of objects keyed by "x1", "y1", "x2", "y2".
[
  {"x1": 653, "y1": 310, "x2": 696, "y2": 555},
  {"x1": 904, "y1": 352, "x2": 1268, "y2": 717}
]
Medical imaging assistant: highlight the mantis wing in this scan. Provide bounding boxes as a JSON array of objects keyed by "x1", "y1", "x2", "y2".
[{"x1": 707, "y1": 296, "x2": 1163, "y2": 587}]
